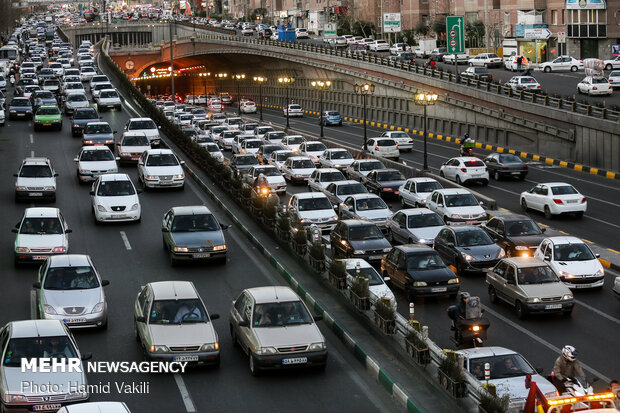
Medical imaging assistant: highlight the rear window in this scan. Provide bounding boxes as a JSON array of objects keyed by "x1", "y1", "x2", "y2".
[
  {"x1": 550, "y1": 185, "x2": 578, "y2": 195},
  {"x1": 376, "y1": 139, "x2": 396, "y2": 146},
  {"x1": 464, "y1": 160, "x2": 485, "y2": 167},
  {"x1": 129, "y1": 120, "x2": 157, "y2": 130},
  {"x1": 592, "y1": 78, "x2": 608, "y2": 84},
  {"x1": 74, "y1": 109, "x2": 98, "y2": 119}
]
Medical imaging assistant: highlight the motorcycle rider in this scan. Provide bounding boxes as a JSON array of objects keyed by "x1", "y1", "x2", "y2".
[
  {"x1": 460, "y1": 133, "x2": 475, "y2": 156},
  {"x1": 447, "y1": 291, "x2": 470, "y2": 330},
  {"x1": 552, "y1": 345, "x2": 586, "y2": 395},
  {"x1": 253, "y1": 172, "x2": 269, "y2": 196}
]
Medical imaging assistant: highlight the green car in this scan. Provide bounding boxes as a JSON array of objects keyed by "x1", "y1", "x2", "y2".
[{"x1": 34, "y1": 105, "x2": 62, "y2": 131}]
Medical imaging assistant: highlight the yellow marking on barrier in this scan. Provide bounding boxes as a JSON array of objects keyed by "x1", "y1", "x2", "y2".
[
  {"x1": 485, "y1": 144, "x2": 493, "y2": 150},
  {"x1": 475, "y1": 142, "x2": 483, "y2": 148},
  {"x1": 606, "y1": 171, "x2": 615, "y2": 179},
  {"x1": 545, "y1": 158, "x2": 554, "y2": 165},
  {"x1": 558, "y1": 230, "x2": 569, "y2": 235},
  {"x1": 608, "y1": 248, "x2": 620, "y2": 254},
  {"x1": 559, "y1": 161, "x2": 568, "y2": 167},
  {"x1": 574, "y1": 164, "x2": 583, "y2": 171},
  {"x1": 419, "y1": 131, "x2": 424, "y2": 135},
  {"x1": 533, "y1": 155, "x2": 540, "y2": 161},
  {"x1": 508, "y1": 149, "x2": 516, "y2": 154},
  {"x1": 599, "y1": 258, "x2": 611, "y2": 268},
  {"x1": 455, "y1": 138, "x2": 462, "y2": 144},
  {"x1": 437, "y1": 135, "x2": 443, "y2": 139},
  {"x1": 428, "y1": 133, "x2": 434, "y2": 138},
  {"x1": 446, "y1": 136, "x2": 451, "y2": 142},
  {"x1": 396, "y1": 127, "x2": 402, "y2": 131},
  {"x1": 404, "y1": 128, "x2": 409, "y2": 133},
  {"x1": 390, "y1": 125, "x2": 395, "y2": 130},
  {"x1": 370, "y1": 122, "x2": 375, "y2": 127},
  {"x1": 581, "y1": 239, "x2": 594, "y2": 244},
  {"x1": 412, "y1": 130, "x2": 417, "y2": 134},
  {"x1": 497, "y1": 147, "x2": 504, "y2": 153},
  {"x1": 590, "y1": 168, "x2": 599, "y2": 175},
  {"x1": 384, "y1": 124, "x2": 389, "y2": 129},
  {"x1": 520, "y1": 152, "x2": 528, "y2": 158}
]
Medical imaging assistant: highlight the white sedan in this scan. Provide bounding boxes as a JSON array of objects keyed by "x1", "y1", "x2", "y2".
[
  {"x1": 539, "y1": 56, "x2": 584, "y2": 72},
  {"x1": 439, "y1": 157, "x2": 489, "y2": 186},
  {"x1": 468, "y1": 53, "x2": 502, "y2": 68},
  {"x1": 369, "y1": 40, "x2": 390, "y2": 52},
  {"x1": 283, "y1": 104, "x2": 303, "y2": 117},
  {"x1": 91, "y1": 173, "x2": 141, "y2": 223},
  {"x1": 603, "y1": 55, "x2": 620, "y2": 70},
  {"x1": 520, "y1": 182, "x2": 587, "y2": 219},
  {"x1": 137, "y1": 149, "x2": 185, "y2": 189},
  {"x1": 576, "y1": 76, "x2": 613, "y2": 96},
  {"x1": 442, "y1": 54, "x2": 470, "y2": 64},
  {"x1": 74, "y1": 146, "x2": 119, "y2": 183}
]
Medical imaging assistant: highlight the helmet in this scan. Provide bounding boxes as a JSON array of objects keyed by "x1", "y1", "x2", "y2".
[
  {"x1": 464, "y1": 133, "x2": 470, "y2": 139},
  {"x1": 562, "y1": 345, "x2": 577, "y2": 362},
  {"x1": 459, "y1": 291, "x2": 470, "y2": 302}
]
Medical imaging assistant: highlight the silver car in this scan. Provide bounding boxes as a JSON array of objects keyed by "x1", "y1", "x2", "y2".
[
  {"x1": 229, "y1": 286, "x2": 327, "y2": 375},
  {"x1": 0, "y1": 320, "x2": 90, "y2": 412},
  {"x1": 34, "y1": 255, "x2": 110, "y2": 329},
  {"x1": 386, "y1": 208, "x2": 444, "y2": 246},
  {"x1": 57, "y1": 402, "x2": 132, "y2": 413},
  {"x1": 134, "y1": 281, "x2": 221, "y2": 366}
]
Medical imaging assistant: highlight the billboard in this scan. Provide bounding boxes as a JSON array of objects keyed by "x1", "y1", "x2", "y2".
[{"x1": 383, "y1": 13, "x2": 401, "y2": 33}]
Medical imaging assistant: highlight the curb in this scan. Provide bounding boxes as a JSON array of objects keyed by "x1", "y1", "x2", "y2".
[
  {"x1": 182, "y1": 165, "x2": 423, "y2": 413},
  {"x1": 599, "y1": 258, "x2": 620, "y2": 272}
]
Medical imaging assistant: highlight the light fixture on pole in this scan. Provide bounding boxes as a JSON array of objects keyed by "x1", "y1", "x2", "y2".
[
  {"x1": 278, "y1": 76, "x2": 294, "y2": 129},
  {"x1": 354, "y1": 83, "x2": 375, "y2": 151},
  {"x1": 253, "y1": 76, "x2": 266, "y2": 121},
  {"x1": 199, "y1": 72, "x2": 211, "y2": 108},
  {"x1": 234, "y1": 74, "x2": 246, "y2": 116},
  {"x1": 215, "y1": 72, "x2": 227, "y2": 113},
  {"x1": 413, "y1": 91, "x2": 438, "y2": 171},
  {"x1": 311, "y1": 80, "x2": 332, "y2": 138}
]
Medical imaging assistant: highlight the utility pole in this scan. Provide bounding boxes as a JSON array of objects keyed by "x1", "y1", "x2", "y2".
[
  {"x1": 169, "y1": 18, "x2": 175, "y2": 100},
  {"x1": 484, "y1": 0, "x2": 489, "y2": 53}
]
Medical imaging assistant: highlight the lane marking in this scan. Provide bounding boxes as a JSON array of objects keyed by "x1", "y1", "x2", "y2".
[
  {"x1": 30, "y1": 290, "x2": 37, "y2": 319},
  {"x1": 574, "y1": 299, "x2": 620, "y2": 326},
  {"x1": 481, "y1": 304, "x2": 611, "y2": 383},
  {"x1": 608, "y1": 248, "x2": 620, "y2": 254},
  {"x1": 581, "y1": 238, "x2": 594, "y2": 244},
  {"x1": 29, "y1": 134, "x2": 33, "y2": 144},
  {"x1": 173, "y1": 374, "x2": 196, "y2": 413},
  {"x1": 120, "y1": 231, "x2": 132, "y2": 250},
  {"x1": 31, "y1": 150, "x2": 34, "y2": 157}
]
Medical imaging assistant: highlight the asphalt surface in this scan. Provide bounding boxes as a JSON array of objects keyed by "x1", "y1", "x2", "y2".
[{"x1": 0, "y1": 85, "x2": 400, "y2": 412}]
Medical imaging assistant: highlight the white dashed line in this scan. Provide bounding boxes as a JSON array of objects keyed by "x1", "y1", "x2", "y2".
[
  {"x1": 29, "y1": 134, "x2": 33, "y2": 144},
  {"x1": 30, "y1": 150, "x2": 34, "y2": 157},
  {"x1": 119, "y1": 231, "x2": 132, "y2": 250},
  {"x1": 575, "y1": 299, "x2": 620, "y2": 325},
  {"x1": 173, "y1": 374, "x2": 196, "y2": 412}
]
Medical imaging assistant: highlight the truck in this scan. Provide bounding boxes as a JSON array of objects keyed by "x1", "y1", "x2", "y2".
[
  {"x1": 414, "y1": 39, "x2": 437, "y2": 58},
  {"x1": 583, "y1": 58, "x2": 605, "y2": 78}
]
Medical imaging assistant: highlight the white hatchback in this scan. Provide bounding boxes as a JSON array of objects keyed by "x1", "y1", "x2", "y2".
[
  {"x1": 426, "y1": 188, "x2": 487, "y2": 225},
  {"x1": 398, "y1": 177, "x2": 443, "y2": 208},
  {"x1": 299, "y1": 141, "x2": 328, "y2": 165},
  {"x1": 439, "y1": 157, "x2": 489, "y2": 186},
  {"x1": 520, "y1": 182, "x2": 587, "y2": 219},
  {"x1": 90, "y1": 173, "x2": 141, "y2": 223},
  {"x1": 366, "y1": 138, "x2": 399, "y2": 160},
  {"x1": 282, "y1": 156, "x2": 316, "y2": 183}
]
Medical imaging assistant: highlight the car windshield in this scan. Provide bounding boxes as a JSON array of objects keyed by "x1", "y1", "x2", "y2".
[
  {"x1": 331, "y1": 151, "x2": 352, "y2": 160},
  {"x1": 122, "y1": 135, "x2": 149, "y2": 146},
  {"x1": 37, "y1": 107, "x2": 60, "y2": 115},
  {"x1": 146, "y1": 154, "x2": 178, "y2": 166},
  {"x1": 252, "y1": 301, "x2": 313, "y2": 327},
  {"x1": 377, "y1": 171, "x2": 405, "y2": 181},
  {"x1": 498, "y1": 154, "x2": 521, "y2": 163},
  {"x1": 360, "y1": 161, "x2": 386, "y2": 171},
  {"x1": 149, "y1": 299, "x2": 209, "y2": 324},
  {"x1": 206, "y1": 144, "x2": 219, "y2": 152},
  {"x1": 255, "y1": 167, "x2": 280, "y2": 177},
  {"x1": 306, "y1": 143, "x2": 327, "y2": 152},
  {"x1": 337, "y1": 183, "x2": 367, "y2": 195},
  {"x1": 213, "y1": 127, "x2": 229, "y2": 134},
  {"x1": 97, "y1": 180, "x2": 135, "y2": 196},
  {"x1": 406, "y1": 253, "x2": 446, "y2": 270},
  {"x1": 356, "y1": 197, "x2": 387, "y2": 211},
  {"x1": 44, "y1": 266, "x2": 99, "y2": 290},
  {"x1": 456, "y1": 230, "x2": 494, "y2": 246},
  {"x1": 235, "y1": 156, "x2": 258, "y2": 166},
  {"x1": 3, "y1": 336, "x2": 78, "y2": 366},
  {"x1": 298, "y1": 197, "x2": 332, "y2": 211},
  {"x1": 287, "y1": 136, "x2": 304, "y2": 144},
  {"x1": 74, "y1": 109, "x2": 97, "y2": 119},
  {"x1": 469, "y1": 354, "x2": 534, "y2": 380},
  {"x1": 267, "y1": 132, "x2": 286, "y2": 140},
  {"x1": 67, "y1": 94, "x2": 87, "y2": 102},
  {"x1": 444, "y1": 193, "x2": 479, "y2": 207},
  {"x1": 408, "y1": 213, "x2": 443, "y2": 228},
  {"x1": 349, "y1": 225, "x2": 384, "y2": 240},
  {"x1": 505, "y1": 220, "x2": 542, "y2": 236},
  {"x1": 12, "y1": 99, "x2": 30, "y2": 107},
  {"x1": 20, "y1": 165, "x2": 52, "y2": 177},
  {"x1": 550, "y1": 185, "x2": 578, "y2": 195},
  {"x1": 129, "y1": 120, "x2": 156, "y2": 130},
  {"x1": 85, "y1": 124, "x2": 112, "y2": 134},
  {"x1": 100, "y1": 91, "x2": 118, "y2": 98},
  {"x1": 553, "y1": 243, "x2": 595, "y2": 261},
  {"x1": 320, "y1": 171, "x2": 345, "y2": 182},
  {"x1": 80, "y1": 150, "x2": 114, "y2": 161},
  {"x1": 19, "y1": 217, "x2": 63, "y2": 234},
  {"x1": 346, "y1": 266, "x2": 384, "y2": 286},
  {"x1": 276, "y1": 152, "x2": 293, "y2": 161},
  {"x1": 44, "y1": 80, "x2": 59, "y2": 86},
  {"x1": 517, "y1": 266, "x2": 559, "y2": 284},
  {"x1": 171, "y1": 214, "x2": 220, "y2": 232}
]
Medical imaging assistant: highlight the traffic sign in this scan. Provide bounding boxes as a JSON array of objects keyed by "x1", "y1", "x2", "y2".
[
  {"x1": 446, "y1": 16, "x2": 465, "y2": 54},
  {"x1": 523, "y1": 28, "x2": 551, "y2": 40},
  {"x1": 558, "y1": 31, "x2": 566, "y2": 43}
]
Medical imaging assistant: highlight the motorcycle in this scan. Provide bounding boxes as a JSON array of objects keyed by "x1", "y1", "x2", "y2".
[
  {"x1": 9, "y1": 75, "x2": 15, "y2": 87},
  {"x1": 447, "y1": 295, "x2": 490, "y2": 348},
  {"x1": 460, "y1": 145, "x2": 473, "y2": 157}
]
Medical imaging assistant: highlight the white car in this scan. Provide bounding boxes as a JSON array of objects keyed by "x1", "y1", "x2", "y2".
[
  {"x1": 319, "y1": 148, "x2": 355, "y2": 171},
  {"x1": 205, "y1": 143, "x2": 225, "y2": 162},
  {"x1": 49, "y1": 62, "x2": 64, "y2": 77},
  {"x1": 295, "y1": 28, "x2": 309, "y2": 39},
  {"x1": 57, "y1": 402, "x2": 132, "y2": 413},
  {"x1": 442, "y1": 53, "x2": 470, "y2": 64},
  {"x1": 125, "y1": 117, "x2": 161, "y2": 146},
  {"x1": 343, "y1": 259, "x2": 396, "y2": 310},
  {"x1": 63, "y1": 82, "x2": 86, "y2": 96},
  {"x1": 218, "y1": 130, "x2": 241, "y2": 150},
  {"x1": 268, "y1": 149, "x2": 295, "y2": 171},
  {"x1": 299, "y1": 141, "x2": 327, "y2": 165},
  {"x1": 283, "y1": 104, "x2": 303, "y2": 117},
  {"x1": 89, "y1": 76, "x2": 110, "y2": 93},
  {"x1": 389, "y1": 43, "x2": 411, "y2": 55},
  {"x1": 91, "y1": 173, "x2": 141, "y2": 223},
  {"x1": 245, "y1": 165, "x2": 287, "y2": 194},
  {"x1": 116, "y1": 132, "x2": 151, "y2": 164},
  {"x1": 253, "y1": 125, "x2": 275, "y2": 139},
  {"x1": 468, "y1": 53, "x2": 502, "y2": 68},
  {"x1": 503, "y1": 55, "x2": 530, "y2": 71},
  {"x1": 282, "y1": 156, "x2": 316, "y2": 183},
  {"x1": 0, "y1": 75, "x2": 6, "y2": 90},
  {"x1": 13, "y1": 207, "x2": 71, "y2": 265},
  {"x1": 96, "y1": 89, "x2": 122, "y2": 111},
  {"x1": 426, "y1": 188, "x2": 487, "y2": 225},
  {"x1": 345, "y1": 159, "x2": 386, "y2": 181},
  {"x1": 0, "y1": 107, "x2": 4, "y2": 126},
  {"x1": 540, "y1": 56, "x2": 584, "y2": 72},
  {"x1": 365, "y1": 138, "x2": 399, "y2": 160},
  {"x1": 398, "y1": 177, "x2": 443, "y2": 208},
  {"x1": 338, "y1": 194, "x2": 392, "y2": 230},
  {"x1": 208, "y1": 100, "x2": 222, "y2": 111},
  {"x1": 74, "y1": 146, "x2": 119, "y2": 183},
  {"x1": 308, "y1": 168, "x2": 346, "y2": 192},
  {"x1": 239, "y1": 138, "x2": 263, "y2": 155},
  {"x1": 439, "y1": 157, "x2": 489, "y2": 186},
  {"x1": 386, "y1": 208, "x2": 444, "y2": 246},
  {"x1": 505, "y1": 76, "x2": 542, "y2": 93},
  {"x1": 369, "y1": 40, "x2": 390, "y2": 52},
  {"x1": 240, "y1": 100, "x2": 257, "y2": 113},
  {"x1": 576, "y1": 76, "x2": 613, "y2": 96},
  {"x1": 231, "y1": 135, "x2": 248, "y2": 154},
  {"x1": 288, "y1": 192, "x2": 339, "y2": 231},
  {"x1": 137, "y1": 149, "x2": 185, "y2": 189},
  {"x1": 379, "y1": 131, "x2": 413, "y2": 151},
  {"x1": 609, "y1": 70, "x2": 620, "y2": 88},
  {"x1": 282, "y1": 135, "x2": 305, "y2": 153},
  {"x1": 603, "y1": 55, "x2": 620, "y2": 70},
  {"x1": 223, "y1": 117, "x2": 243, "y2": 130},
  {"x1": 14, "y1": 157, "x2": 58, "y2": 202},
  {"x1": 534, "y1": 236, "x2": 605, "y2": 289},
  {"x1": 520, "y1": 182, "x2": 587, "y2": 219},
  {"x1": 79, "y1": 67, "x2": 96, "y2": 82}
]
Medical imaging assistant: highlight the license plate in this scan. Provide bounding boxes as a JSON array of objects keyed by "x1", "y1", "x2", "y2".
[
  {"x1": 159, "y1": 181, "x2": 173, "y2": 185},
  {"x1": 32, "y1": 255, "x2": 47, "y2": 260},
  {"x1": 131, "y1": 157, "x2": 139, "y2": 160},
  {"x1": 28, "y1": 192, "x2": 43, "y2": 196},
  {"x1": 545, "y1": 304, "x2": 562, "y2": 310},
  {"x1": 192, "y1": 253, "x2": 211, "y2": 258},
  {"x1": 17, "y1": 113, "x2": 25, "y2": 117},
  {"x1": 44, "y1": 123, "x2": 51, "y2": 126},
  {"x1": 174, "y1": 355, "x2": 199, "y2": 362},
  {"x1": 63, "y1": 318, "x2": 86, "y2": 324},
  {"x1": 512, "y1": 172, "x2": 521, "y2": 175},
  {"x1": 566, "y1": 200, "x2": 578, "y2": 204},
  {"x1": 431, "y1": 287, "x2": 447, "y2": 293},
  {"x1": 574, "y1": 284, "x2": 591, "y2": 289},
  {"x1": 33, "y1": 404, "x2": 61, "y2": 411},
  {"x1": 282, "y1": 357, "x2": 307, "y2": 365},
  {"x1": 111, "y1": 214, "x2": 127, "y2": 219}
]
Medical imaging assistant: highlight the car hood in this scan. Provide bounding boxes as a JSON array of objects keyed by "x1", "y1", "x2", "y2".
[
  {"x1": 443, "y1": 205, "x2": 486, "y2": 215},
  {"x1": 507, "y1": 235, "x2": 545, "y2": 248},
  {"x1": 83, "y1": 132, "x2": 114, "y2": 140},
  {"x1": 329, "y1": 159, "x2": 354, "y2": 167},
  {"x1": 457, "y1": 244, "x2": 502, "y2": 260},
  {"x1": 291, "y1": 168, "x2": 315, "y2": 175},
  {"x1": 407, "y1": 267, "x2": 455, "y2": 281},
  {"x1": 519, "y1": 283, "x2": 571, "y2": 297},
  {"x1": 66, "y1": 101, "x2": 89, "y2": 108},
  {"x1": 148, "y1": 323, "x2": 216, "y2": 346},
  {"x1": 43, "y1": 288, "x2": 103, "y2": 313},
  {"x1": 349, "y1": 238, "x2": 391, "y2": 250},
  {"x1": 266, "y1": 176, "x2": 285, "y2": 185},
  {"x1": 119, "y1": 145, "x2": 150, "y2": 153},
  {"x1": 490, "y1": 374, "x2": 556, "y2": 402},
  {"x1": 369, "y1": 284, "x2": 396, "y2": 308},
  {"x1": 3, "y1": 367, "x2": 86, "y2": 395},
  {"x1": 551, "y1": 259, "x2": 602, "y2": 276},
  {"x1": 409, "y1": 226, "x2": 442, "y2": 241},
  {"x1": 298, "y1": 210, "x2": 336, "y2": 220},
  {"x1": 378, "y1": 180, "x2": 406, "y2": 188},
  {"x1": 16, "y1": 234, "x2": 67, "y2": 248},
  {"x1": 96, "y1": 194, "x2": 139, "y2": 209},
  {"x1": 171, "y1": 231, "x2": 224, "y2": 248},
  {"x1": 131, "y1": 129, "x2": 159, "y2": 138},
  {"x1": 16, "y1": 177, "x2": 55, "y2": 187},
  {"x1": 78, "y1": 160, "x2": 117, "y2": 171},
  {"x1": 254, "y1": 324, "x2": 323, "y2": 348},
  {"x1": 144, "y1": 165, "x2": 183, "y2": 175},
  {"x1": 357, "y1": 209, "x2": 392, "y2": 220}
]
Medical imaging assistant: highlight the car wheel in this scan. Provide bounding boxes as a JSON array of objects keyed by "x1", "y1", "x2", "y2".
[
  {"x1": 456, "y1": 175, "x2": 462, "y2": 185},
  {"x1": 520, "y1": 198, "x2": 528, "y2": 211},
  {"x1": 515, "y1": 301, "x2": 527, "y2": 319},
  {"x1": 544, "y1": 66, "x2": 551, "y2": 73},
  {"x1": 488, "y1": 286, "x2": 498, "y2": 304},
  {"x1": 544, "y1": 205, "x2": 553, "y2": 220},
  {"x1": 570, "y1": 65, "x2": 577, "y2": 72},
  {"x1": 606, "y1": 64, "x2": 613, "y2": 71},
  {"x1": 249, "y1": 353, "x2": 260, "y2": 376},
  {"x1": 494, "y1": 171, "x2": 500, "y2": 181},
  {"x1": 439, "y1": 170, "x2": 445, "y2": 178}
]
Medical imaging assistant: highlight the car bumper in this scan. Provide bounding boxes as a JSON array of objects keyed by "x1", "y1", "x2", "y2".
[
  {"x1": 406, "y1": 284, "x2": 460, "y2": 297},
  {"x1": 462, "y1": 175, "x2": 489, "y2": 183},
  {"x1": 42, "y1": 311, "x2": 107, "y2": 329},
  {"x1": 143, "y1": 179, "x2": 184, "y2": 188},
  {"x1": 461, "y1": 258, "x2": 500, "y2": 272},
  {"x1": 98, "y1": 102, "x2": 122, "y2": 110},
  {"x1": 95, "y1": 209, "x2": 141, "y2": 222},
  {"x1": 15, "y1": 190, "x2": 55, "y2": 200},
  {"x1": 118, "y1": 154, "x2": 142, "y2": 163},
  {"x1": 524, "y1": 300, "x2": 574, "y2": 314},
  {"x1": 146, "y1": 350, "x2": 220, "y2": 366},
  {"x1": 14, "y1": 251, "x2": 66, "y2": 264},
  {"x1": 549, "y1": 203, "x2": 587, "y2": 215},
  {"x1": 351, "y1": 252, "x2": 388, "y2": 266},
  {"x1": 286, "y1": 112, "x2": 303, "y2": 117},
  {"x1": 560, "y1": 276, "x2": 605, "y2": 289},
  {"x1": 252, "y1": 349, "x2": 328, "y2": 370},
  {"x1": 9, "y1": 112, "x2": 32, "y2": 119},
  {"x1": 290, "y1": 175, "x2": 311, "y2": 183},
  {"x1": 323, "y1": 118, "x2": 342, "y2": 125},
  {"x1": 34, "y1": 121, "x2": 61, "y2": 129},
  {"x1": 444, "y1": 216, "x2": 487, "y2": 225},
  {"x1": 170, "y1": 249, "x2": 227, "y2": 261},
  {"x1": 79, "y1": 171, "x2": 116, "y2": 182},
  {"x1": 498, "y1": 170, "x2": 527, "y2": 178},
  {"x1": 1, "y1": 397, "x2": 89, "y2": 412}
]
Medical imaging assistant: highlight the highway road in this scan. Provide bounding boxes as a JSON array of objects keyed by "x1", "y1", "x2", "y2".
[{"x1": 0, "y1": 86, "x2": 400, "y2": 412}]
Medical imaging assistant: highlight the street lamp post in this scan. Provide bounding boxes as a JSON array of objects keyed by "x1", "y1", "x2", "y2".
[
  {"x1": 234, "y1": 74, "x2": 246, "y2": 116},
  {"x1": 278, "y1": 76, "x2": 294, "y2": 129},
  {"x1": 413, "y1": 91, "x2": 438, "y2": 171},
  {"x1": 199, "y1": 72, "x2": 211, "y2": 108},
  {"x1": 354, "y1": 83, "x2": 375, "y2": 151},
  {"x1": 310, "y1": 80, "x2": 332, "y2": 138},
  {"x1": 253, "y1": 76, "x2": 266, "y2": 121},
  {"x1": 215, "y1": 72, "x2": 227, "y2": 113}
]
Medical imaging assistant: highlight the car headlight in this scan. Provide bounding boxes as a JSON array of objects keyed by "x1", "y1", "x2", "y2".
[
  {"x1": 3, "y1": 394, "x2": 28, "y2": 403},
  {"x1": 309, "y1": 342, "x2": 326, "y2": 351},
  {"x1": 15, "y1": 186, "x2": 27, "y2": 191},
  {"x1": 331, "y1": 215, "x2": 338, "y2": 221},
  {"x1": 412, "y1": 281, "x2": 427, "y2": 286},
  {"x1": 44, "y1": 304, "x2": 57, "y2": 315},
  {"x1": 417, "y1": 239, "x2": 431, "y2": 244},
  {"x1": 213, "y1": 244, "x2": 227, "y2": 251},
  {"x1": 200, "y1": 342, "x2": 220, "y2": 351},
  {"x1": 515, "y1": 246, "x2": 529, "y2": 251},
  {"x1": 562, "y1": 294, "x2": 573, "y2": 301},
  {"x1": 174, "y1": 247, "x2": 189, "y2": 253},
  {"x1": 558, "y1": 270, "x2": 573, "y2": 278},
  {"x1": 462, "y1": 253, "x2": 475, "y2": 261},
  {"x1": 67, "y1": 390, "x2": 88, "y2": 400},
  {"x1": 150, "y1": 345, "x2": 169, "y2": 353},
  {"x1": 91, "y1": 302, "x2": 104, "y2": 313},
  {"x1": 145, "y1": 175, "x2": 155, "y2": 179},
  {"x1": 97, "y1": 205, "x2": 107, "y2": 212},
  {"x1": 10, "y1": 110, "x2": 16, "y2": 113},
  {"x1": 448, "y1": 278, "x2": 460, "y2": 284},
  {"x1": 527, "y1": 297, "x2": 541, "y2": 303},
  {"x1": 15, "y1": 246, "x2": 30, "y2": 253},
  {"x1": 594, "y1": 268, "x2": 604, "y2": 277},
  {"x1": 130, "y1": 203, "x2": 139, "y2": 211},
  {"x1": 498, "y1": 249, "x2": 506, "y2": 258},
  {"x1": 353, "y1": 250, "x2": 366, "y2": 255},
  {"x1": 105, "y1": 139, "x2": 113, "y2": 144},
  {"x1": 256, "y1": 346, "x2": 277, "y2": 355},
  {"x1": 73, "y1": 123, "x2": 79, "y2": 127},
  {"x1": 44, "y1": 186, "x2": 55, "y2": 191}
]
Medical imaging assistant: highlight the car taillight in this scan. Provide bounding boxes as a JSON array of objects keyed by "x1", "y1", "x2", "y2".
[
  {"x1": 502, "y1": 167, "x2": 509, "y2": 170},
  {"x1": 553, "y1": 199, "x2": 563, "y2": 205},
  {"x1": 485, "y1": 167, "x2": 488, "y2": 171},
  {"x1": 375, "y1": 145, "x2": 379, "y2": 150},
  {"x1": 593, "y1": 87, "x2": 597, "y2": 90},
  {"x1": 523, "y1": 165, "x2": 528, "y2": 170},
  {"x1": 489, "y1": 75, "x2": 493, "y2": 79},
  {"x1": 581, "y1": 197, "x2": 587, "y2": 203},
  {"x1": 461, "y1": 168, "x2": 467, "y2": 173},
  {"x1": 537, "y1": 85, "x2": 541, "y2": 88}
]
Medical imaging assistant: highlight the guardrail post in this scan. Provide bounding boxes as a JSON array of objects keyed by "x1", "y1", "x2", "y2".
[
  {"x1": 586, "y1": 105, "x2": 591, "y2": 115},
  {"x1": 571, "y1": 101, "x2": 576, "y2": 112},
  {"x1": 544, "y1": 95, "x2": 549, "y2": 105},
  {"x1": 507, "y1": 87, "x2": 512, "y2": 97},
  {"x1": 531, "y1": 93, "x2": 536, "y2": 103},
  {"x1": 601, "y1": 108, "x2": 607, "y2": 119},
  {"x1": 485, "y1": 82, "x2": 491, "y2": 91},
  {"x1": 519, "y1": 90, "x2": 524, "y2": 100},
  {"x1": 496, "y1": 85, "x2": 501, "y2": 94},
  {"x1": 557, "y1": 98, "x2": 562, "y2": 108},
  {"x1": 475, "y1": 79, "x2": 480, "y2": 88}
]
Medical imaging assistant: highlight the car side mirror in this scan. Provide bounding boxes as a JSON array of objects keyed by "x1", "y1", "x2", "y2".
[
  {"x1": 479, "y1": 201, "x2": 484, "y2": 206},
  {"x1": 180, "y1": 161, "x2": 186, "y2": 165},
  {"x1": 161, "y1": 228, "x2": 169, "y2": 232},
  {"x1": 89, "y1": 190, "x2": 94, "y2": 195},
  {"x1": 333, "y1": 205, "x2": 338, "y2": 210},
  {"x1": 210, "y1": 313, "x2": 220, "y2": 320},
  {"x1": 543, "y1": 255, "x2": 550, "y2": 261},
  {"x1": 595, "y1": 253, "x2": 600, "y2": 258},
  {"x1": 313, "y1": 315, "x2": 323, "y2": 322},
  {"x1": 383, "y1": 276, "x2": 390, "y2": 282},
  {"x1": 65, "y1": 229, "x2": 72, "y2": 233},
  {"x1": 541, "y1": 227, "x2": 546, "y2": 233},
  {"x1": 446, "y1": 242, "x2": 454, "y2": 248},
  {"x1": 101, "y1": 280, "x2": 110, "y2": 286},
  {"x1": 220, "y1": 224, "x2": 230, "y2": 230},
  {"x1": 437, "y1": 203, "x2": 443, "y2": 207},
  {"x1": 13, "y1": 173, "x2": 17, "y2": 177},
  {"x1": 238, "y1": 320, "x2": 248, "y2": 327},
  {"x1": 115, "y1": 157, "x2": 120, "y2": 161},
  {"x1": 54, "y1": 173, "x2": 59, "y2": 177},
  {"x1": 136, "y1": 316, "x2": 146, "y2": 323},
  {"x1": 32, "y1": 282, "x2": 41, "y2": 289},
  {"x1": 81, "y1": 352, "x2": 93, "y2": 361},
  {"x1": 493, "y1": 238, "x2": 499, "y2": 243},
  {"x1": 73, "y1": 158, "x2": 78, "y2": 162}
]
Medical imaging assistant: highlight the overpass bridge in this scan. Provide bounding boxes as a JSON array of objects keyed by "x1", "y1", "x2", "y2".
[{"x1": 60, "y1": 23, "x2": 620, "y2": 173}]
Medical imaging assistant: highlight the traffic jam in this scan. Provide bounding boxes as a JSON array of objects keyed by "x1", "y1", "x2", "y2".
[{"x1": 0, "y1": 5, "x2": 618, "y2": 413}]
